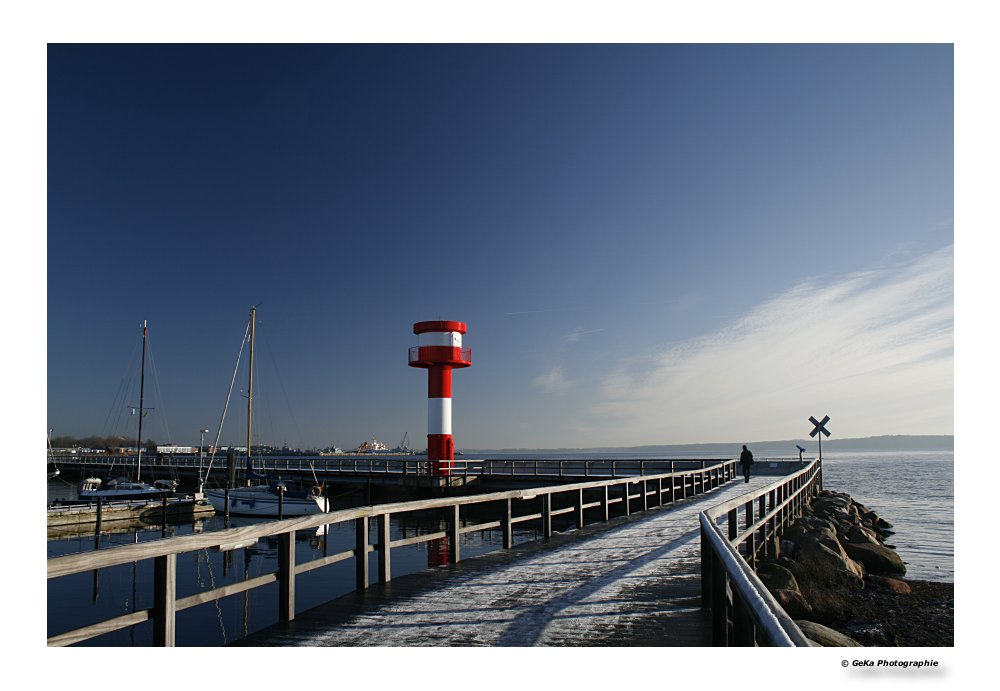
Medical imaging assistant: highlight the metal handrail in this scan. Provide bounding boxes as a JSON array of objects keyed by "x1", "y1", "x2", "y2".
[{"x1": 699, "y1": 458, "x2": 822, "y2": 646}]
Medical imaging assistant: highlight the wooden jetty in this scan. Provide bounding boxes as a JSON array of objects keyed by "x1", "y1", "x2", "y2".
[
  {"x1": 47, "y1": 459, "x2": 821, "y2": 647},
  {"x1": 47, "y1": 495, "x2": 216, "y2": 528},
  {"x1": 235, "y1": 480, "x2": 775, "y2": 646}
]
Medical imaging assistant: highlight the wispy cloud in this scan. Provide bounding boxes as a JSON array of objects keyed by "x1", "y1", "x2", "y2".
[
  {"x1": 587, "y1": 246, "x2": 954, "y2": 443},
  {"x1": 565, "y1": 327, "x2": 605, "y2": 344},
  {"x1": 531, "y1": 327, "x2": 604, "y2": 395},
  {"x1": 533, "y1": 365, "x2": 573, "y2": 394}
]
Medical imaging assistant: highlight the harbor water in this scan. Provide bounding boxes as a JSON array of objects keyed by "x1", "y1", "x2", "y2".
[
  {"x1": 46, "y1": 449, "x2": 953, "y2": 646},
  {"x1": 812, "y1": 450, "x2": 954, "y2": 582}
]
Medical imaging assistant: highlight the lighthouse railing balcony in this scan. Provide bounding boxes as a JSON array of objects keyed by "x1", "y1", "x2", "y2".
[{"x1": 408, "y1": 346, "x2": 472, "y2": 367}]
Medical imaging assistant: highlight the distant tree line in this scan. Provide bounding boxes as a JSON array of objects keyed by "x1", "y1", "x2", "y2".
[{"x1": 50, "y1": 434, "x2": 160, "y2": 451}]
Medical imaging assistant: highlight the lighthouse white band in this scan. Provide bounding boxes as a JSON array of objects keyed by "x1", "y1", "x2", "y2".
[
  {"x1": 428, "y1": 397, "x2": 452, "y2": 435},
  {"x1": 419, "y1": 331, "x2": 462, "y2": 348}
]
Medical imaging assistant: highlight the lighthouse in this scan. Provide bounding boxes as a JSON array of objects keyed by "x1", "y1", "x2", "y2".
[{"x1": 408, "y1": 320, "x2": 472, "y2": 476}]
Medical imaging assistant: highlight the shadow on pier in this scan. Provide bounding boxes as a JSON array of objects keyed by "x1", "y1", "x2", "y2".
[{"x1": 235, "y1": 475, "x2": 775, "y2": 647}]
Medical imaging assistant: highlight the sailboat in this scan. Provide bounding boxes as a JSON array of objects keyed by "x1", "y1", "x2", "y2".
[
  {"x1": 47, "y1": 430, "x2": 60, "y2": 480},
  {"x1": 204, "y1": 306, "x2": 325, "y2": 517},
  {"x1": 78, "y1": 321, "x2": 179, "y2": 501}
]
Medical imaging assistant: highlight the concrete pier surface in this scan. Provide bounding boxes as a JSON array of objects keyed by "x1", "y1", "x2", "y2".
[{"x1": 236, "y1": 474, "x2": 776, "y2": 647}]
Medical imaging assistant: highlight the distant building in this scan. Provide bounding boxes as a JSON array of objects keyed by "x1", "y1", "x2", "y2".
[{"x1": 156, "y1": 445, "x2": 196, "y2": 454}]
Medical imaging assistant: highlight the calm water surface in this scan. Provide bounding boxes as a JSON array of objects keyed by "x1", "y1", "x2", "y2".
[{"x1": 813, "y1": 451, "x2": 953, "y2": 582}]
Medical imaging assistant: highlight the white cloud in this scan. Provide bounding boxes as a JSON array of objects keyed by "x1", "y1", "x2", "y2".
[
  {"x1": 533, "y1": 365, "x2": 573, "y2": 394},
  {"x1": 588, "y1": 246, "x2": 954, "y2": 443}
]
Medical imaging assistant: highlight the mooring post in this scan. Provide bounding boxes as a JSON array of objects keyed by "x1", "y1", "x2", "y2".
[
  {"x1": 95, "y1": 496, "x2": 103, "y2": 534},
  {"x1": 543, "y1": 494, "x2": 552, "y2": 537},
  {"x1": 602, "y1": 485, "x2": 610, "y2": 521},
  {"x1": 278, "y1": 484, "x2": 284, "y2": 520},
  {"x1": 576, "y1": 488, "x2": 585, "y2": 529}
]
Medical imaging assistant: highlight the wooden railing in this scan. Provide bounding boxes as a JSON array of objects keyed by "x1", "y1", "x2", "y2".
[
  {"x1": 49, "y1": 454, "x2": 730, "y2": 481},
  {"x1": 699, "y1": 458, "x2": 823, "y2": 646},
  {"x1": 47, "y1": 460, "x2": 738, "y2": 646}
]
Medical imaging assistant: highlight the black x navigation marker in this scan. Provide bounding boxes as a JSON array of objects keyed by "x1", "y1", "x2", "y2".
[{"x1": 809, "y1": 415, "x2": 831, "y2": 438}]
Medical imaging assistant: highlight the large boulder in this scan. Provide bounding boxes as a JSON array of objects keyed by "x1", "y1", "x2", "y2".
[
  {"x1": 868, "y1": 575, "x2": 912, "y2": 595},
  {"x1": 842, "y1": 525, "x2": 881, "y2": 546},
  {"x1": 784, "y1": 516, "x2": 838, "y2": 545},
  {"x1": 811, "y1": 495, "x2": 851, "y2": 514},
  {"x1": 874, "y1": 517, "x2": 895, "y2": 535},
  {"x1": 757, "y1": 562, "x2": 800, "y2": 592},
  {"x1": 791, "y1": 535, "x2": 865, "y2": 583},
  {"x1": 843, "y1": 542, "x2": 906, "y2": 576},
  {"x1": 772, "y1": 589, "x2": 813, "y2": 619},
  {"x1": 796, "y1": 620, "x2": 862, "y2": 647}
]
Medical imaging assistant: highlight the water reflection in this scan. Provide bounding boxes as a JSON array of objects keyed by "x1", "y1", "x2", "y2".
[{"x1": 48, "y1": 505, "x2": 543, "y2": 646}]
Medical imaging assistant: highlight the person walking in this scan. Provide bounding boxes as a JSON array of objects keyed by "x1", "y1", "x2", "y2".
[{"x1": 740, "y1": 444, "x2": 754, "y2": 483}]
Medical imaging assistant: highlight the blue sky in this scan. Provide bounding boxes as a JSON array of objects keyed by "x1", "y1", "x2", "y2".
[{"x1": 45, "y1": 43, "x2": 953, "y2": 450}]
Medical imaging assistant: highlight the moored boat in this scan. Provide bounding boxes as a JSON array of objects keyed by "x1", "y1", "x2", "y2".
[
  {"x1": 203, "y1": 306, "x2": 325, "y2": 517},
  {"x1": 78, "y1": 476, "x2": 178, "y2": 501},
  {"x1": 205, "y1": 481, "x2": 324, "y2": 517},
  {"x1": 79, "y1": 321, "x2": 178, "y2": 502}
]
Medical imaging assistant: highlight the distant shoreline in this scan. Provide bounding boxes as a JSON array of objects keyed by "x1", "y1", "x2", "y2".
[{"x1": 464, "y1": 434, "x2": 953, "y2": 455}]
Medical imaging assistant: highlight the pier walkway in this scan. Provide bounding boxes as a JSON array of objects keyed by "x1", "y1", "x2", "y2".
[{"x1": 238, "y1": 474, "x2": 775, "y2": 646}]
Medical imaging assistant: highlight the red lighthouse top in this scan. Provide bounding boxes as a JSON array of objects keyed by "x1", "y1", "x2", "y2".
[
  {"x1": 413, "y1": 320, "x2": 467, "y2": 335},
  {"x1": 409, "y1": 320, "x2": 471, "y2": 368}
]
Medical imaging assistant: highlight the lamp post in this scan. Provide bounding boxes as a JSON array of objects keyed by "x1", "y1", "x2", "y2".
[{"x1": 198, "y1": 428, "x2": 210, "y2": 493}]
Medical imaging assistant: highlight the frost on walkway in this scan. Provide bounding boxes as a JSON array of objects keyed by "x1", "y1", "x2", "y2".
[{"x1": 238, "y1": 475, "x2": 774, "y2": 647}]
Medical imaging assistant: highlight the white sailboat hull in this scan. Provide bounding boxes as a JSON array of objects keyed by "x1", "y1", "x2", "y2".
[
  {"x1": 78, "y1": 478, "x2": 173, "y2": 501},
  {"x1": 204, "y1": 487, "x2": 325, "y2": 517}
]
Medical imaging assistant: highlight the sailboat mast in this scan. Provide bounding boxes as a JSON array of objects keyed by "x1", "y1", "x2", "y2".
[
  {"x1": 136, "y1": 320, "x2": 147, "y2": 483},
  {"x1": 246, "y1": 306, "x2": 255, "y2": 486}
]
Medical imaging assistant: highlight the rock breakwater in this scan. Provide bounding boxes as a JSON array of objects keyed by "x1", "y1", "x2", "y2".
[{"x1": 756, "y1": 489, "x2": 953, "y2": 647}]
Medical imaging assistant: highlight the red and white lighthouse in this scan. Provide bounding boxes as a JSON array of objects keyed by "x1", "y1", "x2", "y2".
[{"x1": 408, "y1": 320, "x2": 472, "y2": 476}]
